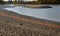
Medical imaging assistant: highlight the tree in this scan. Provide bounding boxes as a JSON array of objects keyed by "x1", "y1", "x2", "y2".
[
  {"x1": 37, "y1": 0, "x2": 60, "y2": 4},
  {"x1": 0, "y1": 0, "x2": 4, "y2": 4},
  {"x1": 8, "y1": 0, "x2": 12, "y2": 4}
]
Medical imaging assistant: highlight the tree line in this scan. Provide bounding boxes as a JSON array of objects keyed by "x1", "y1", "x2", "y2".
[
  {"x1": 0, "y1": 0, "x2": 60, "y2": 4},
  {"x1": 37, "y1": 0, "x2": 60, "y2": 4}
]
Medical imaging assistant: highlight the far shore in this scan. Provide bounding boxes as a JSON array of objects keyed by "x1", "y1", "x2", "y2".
[{"x1": 15, "y1": 4, "x2": 60, "y2": 8}]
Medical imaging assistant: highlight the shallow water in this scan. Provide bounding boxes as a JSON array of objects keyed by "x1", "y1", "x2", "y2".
[{"x1": 4, "y1": 5, "x2": 60, "y2": 22}]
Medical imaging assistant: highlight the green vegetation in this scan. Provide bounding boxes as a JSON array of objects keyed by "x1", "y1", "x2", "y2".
[
  {"x1": 0, "y1": 0, "x2": 60, "y2": 4},
  {"x1": 0, "y1": 0, "x2": 5, "y2": 4},
  {"x1": 19, "y1": 0, "x2": 60, "y2": 4},
  {"x1": 36, "y1": 0, "x2": 60, "y2": 4}
]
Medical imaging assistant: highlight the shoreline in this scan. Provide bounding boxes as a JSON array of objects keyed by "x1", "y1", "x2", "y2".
[
  {"x1": 15, "y1": 4, "x2": 60, "y2": 8},
  {"x1": 1, "y1": 4, "x2": 60, "y2": 24},
  {"x1": 0, "y1": 5, "x2": 60, "y2": 36},
  {"x1": 4, "y1": 9, "x2": 60, "y2": 25}
]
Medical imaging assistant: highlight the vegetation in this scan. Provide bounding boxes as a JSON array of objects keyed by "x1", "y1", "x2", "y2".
[
  {"x1": 0, "y1": 0, "x2": 5, "y2": 4},
  {"x1": 0, "y1": 0, "x2": 60, "y2": 4},
  {"x1": 19, "y1": 0, "x2": 60, "y2": 4},
  {"x1": 36, "y1": 0, "x2": 60, "y2": 4}
]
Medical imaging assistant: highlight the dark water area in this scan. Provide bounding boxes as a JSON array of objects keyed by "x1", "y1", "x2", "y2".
[{"x1": 4, "y1": 5, "x2": 60, "y2": 22}]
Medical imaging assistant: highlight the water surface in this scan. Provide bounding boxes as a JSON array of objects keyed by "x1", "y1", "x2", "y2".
[{"x1": 4, "y1": 5, "x2": 60, "y2": 22}]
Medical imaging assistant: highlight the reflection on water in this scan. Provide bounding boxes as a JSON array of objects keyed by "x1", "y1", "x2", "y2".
[{"x1": 4, "y1": 5, "x2": 60, "y2": 22}]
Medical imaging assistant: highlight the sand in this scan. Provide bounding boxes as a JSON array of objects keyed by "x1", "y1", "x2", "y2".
[{"x1": 0, "y1": 5, "x2": 60, "y2": 36}]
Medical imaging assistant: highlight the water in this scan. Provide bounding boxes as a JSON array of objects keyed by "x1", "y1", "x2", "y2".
[
  {"x1": 4, "y1": 5, "x2": 60, "y2": 22},
  {"x1": 3, "y1": 4, "x2": 16, "y2": 8}
]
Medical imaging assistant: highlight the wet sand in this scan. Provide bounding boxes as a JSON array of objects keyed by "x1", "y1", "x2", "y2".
[{"x1": 0, "y1": 5, "x2": 60, "y2": 36}]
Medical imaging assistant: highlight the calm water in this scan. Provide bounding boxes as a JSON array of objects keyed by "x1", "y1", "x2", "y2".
[{"x1": 4, "y1": 5, "x2": 60, "y2": 22}]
